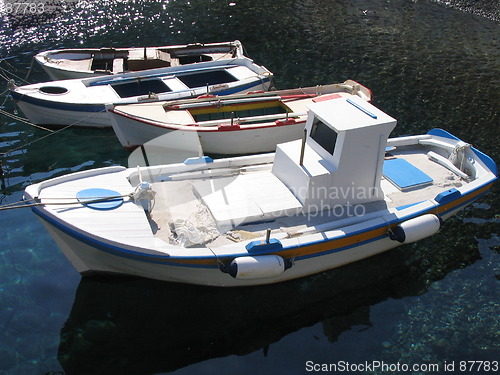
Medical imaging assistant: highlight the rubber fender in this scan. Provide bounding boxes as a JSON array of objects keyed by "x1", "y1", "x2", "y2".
[
  {"x1": 390, "y1": 214, "x2": 441, "y2": 244},
  {"x1": 221, "y1": 255, "x2": 290, "y2": 280}
]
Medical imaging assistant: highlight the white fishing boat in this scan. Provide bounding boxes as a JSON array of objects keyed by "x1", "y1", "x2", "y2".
[
  {"x1": 35, "y1": 40, "x2": 245, "y2": 80},
  {"x1": 107, "y1": 80, "x2": 372, "y2": 154},
  {"x1": 9, "y1": 57, "x2": 273, "y2": 128},
  {"x1": 23, "y1": 96, "x2": 497, "y2": 287}
]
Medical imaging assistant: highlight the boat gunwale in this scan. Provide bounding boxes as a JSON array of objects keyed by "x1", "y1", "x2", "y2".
[
  {"x1": 11, "y1": 78, "x2": 272, "y2": 113},
  {"x1": 28, "y1": 177, "x2": 496, "y2": 268},
  {"x1": 35, "y1": 40, "x2": 245, "y2": 75},
  {"x1": 108, "y1": 106, "x2": 306, "y2": 132}
]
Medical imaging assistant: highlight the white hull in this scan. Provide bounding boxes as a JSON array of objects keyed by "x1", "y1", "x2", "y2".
[
  {"x1": 38, "y1": 213, "x2": 403, "y2": 287},
  {"x1": 111, "y1": 112, "x2": 306, "y2": 154},
  {"x1": 14, "y1": 83, "x2": 271, "y2": 129},
  {"x1": 36, "y1": 40, "x2": 245, "y2": 80},
  {"x1": 108, "y1": 81, "x2": 373, "y2": 153},
  {"x1": 40, "y1": 64, "x2": 106, "y2": 80},
  {"x1": 11, "y1": 57, "x2": 273, "y2": 128},
  {"x1": 15, "y1": 100, "x2": 110, "y2": 128}
]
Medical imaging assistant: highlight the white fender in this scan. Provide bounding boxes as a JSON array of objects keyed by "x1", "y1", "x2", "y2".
[
  {"x1": 390, "y1": 214, "x2": 441, "y2": 244},
  {"x1": 223, "y1": 255, "x2": 289, "y2": 280}
]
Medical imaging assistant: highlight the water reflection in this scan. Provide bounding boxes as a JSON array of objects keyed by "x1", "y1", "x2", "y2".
[{"x1": 58, "y1": 235, "x2": 479, "y2": 375}]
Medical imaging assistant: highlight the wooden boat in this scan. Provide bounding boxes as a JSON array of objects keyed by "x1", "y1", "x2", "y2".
[
  {"x1": 24, "y1": 96, "x2": 497, "y2": 286},
  {"x1": 9, "y1": 57, "x2": 273, "y2": 128},
  {"x1": 35, "y1": 40, "x2": 245, "y2": 80},
  {"x1": 107, "y1": 80, "x2": 372, "y2": 154}
]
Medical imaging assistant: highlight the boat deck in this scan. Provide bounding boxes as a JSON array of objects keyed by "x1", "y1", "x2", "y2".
[{"x1": 147, "y1": 144, "x2": 465, "y2": 248}]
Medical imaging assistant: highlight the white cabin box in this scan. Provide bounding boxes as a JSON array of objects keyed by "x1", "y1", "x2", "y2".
[{"x1": 272, "y1": 96, "x2": 397, "y2": 212}]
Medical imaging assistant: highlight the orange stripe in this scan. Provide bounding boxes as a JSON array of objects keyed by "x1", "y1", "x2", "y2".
[{"x1": 164, "y1": 182, "x2": 494, "y2": 266}]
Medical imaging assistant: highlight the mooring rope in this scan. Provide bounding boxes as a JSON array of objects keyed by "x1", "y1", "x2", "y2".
[
  {"x1": 0, "y1": 57, "x2": 34, "y2": 85},
  {"x1": 0, "y1": 109, "x2": 107, "y2": 157},
  {"x1": 0, "y1": 108, "x2": 54, "y2": 131},
  {"x1": 0, "y1": 193, "x2": 132, "y2": 211}
]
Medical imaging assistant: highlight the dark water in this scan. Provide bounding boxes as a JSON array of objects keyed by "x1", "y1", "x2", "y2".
[{"x1": 0, "y1": 1, "x2": 499, "y2": 374}]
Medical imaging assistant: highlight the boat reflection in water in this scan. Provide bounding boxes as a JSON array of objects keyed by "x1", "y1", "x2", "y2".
[{"x1": 57, "y1": 233, "x2": 478, "y2": 375}]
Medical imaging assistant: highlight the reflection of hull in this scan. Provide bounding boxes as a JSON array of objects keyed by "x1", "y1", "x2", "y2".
[{"x1": 58, "y1": 242, "x2": 474, "y2": 375}]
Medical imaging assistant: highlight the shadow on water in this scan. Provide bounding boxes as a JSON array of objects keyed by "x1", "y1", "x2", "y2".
[{"x1": 57, "y1": 231, "x2": 481, "y2": 375}]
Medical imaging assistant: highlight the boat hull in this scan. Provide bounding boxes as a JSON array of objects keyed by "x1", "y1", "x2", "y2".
[
  {"x1": 35, "y1": 41, "x2": 245, "y2": 80},
  {"x1": 111, "y1": 113, "x2": 306, "y2": 154},
  {"x1": 39, "y1": 64, "x2": 110, "y2": 81},
  {"x1": 34, "y1": 208, "x2": 404, "y2": 286},
  {"x1": 10, "y1": 57, "x2": 273, "y2": 128},
  {"x1": 32, "y1": 181, "x2": 493, "y2": 287},
  {"x1": 23, "y1": 124, "x2": 498, "y2": 287},
  {"x1": 11, "y1": 80, "x2": 271, "y2": 128},
  {"x1": 108, "y1": 81, "x2": 373, "y2": 153}
]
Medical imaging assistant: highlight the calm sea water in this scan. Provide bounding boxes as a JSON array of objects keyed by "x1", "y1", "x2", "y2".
[{"x1": 0, "y1": 1, "x2": 498, "y2": 374}]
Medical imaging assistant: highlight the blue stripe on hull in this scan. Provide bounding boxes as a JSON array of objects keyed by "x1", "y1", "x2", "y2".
[
  {"x1": 10, "y1": 78, "x2": 270, "y2": 114},
  {"x1": 32, "y1": 179, "x2": 491, "y2": 270}
]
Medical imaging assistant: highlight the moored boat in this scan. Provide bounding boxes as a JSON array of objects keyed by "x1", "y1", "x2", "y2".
[
  {"x1": 35, "y1": 40, "x2": 245, "y2": 80},
  {"x1": 9, "y1": 57, "x2": 273, "y2": 128},
  {"x1": 107, "y1": 80, "x2": 372, "y2": 154},
  {"x1": 23, "y1": 96, "x2": 497, "y2": 286}
]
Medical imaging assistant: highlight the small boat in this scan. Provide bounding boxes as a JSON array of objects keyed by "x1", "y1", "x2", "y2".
[
  {"x1": 107, "y1": 80, "x2": 372, "y2": 154},
  {"x1": 24, "y1": 96, "x2": 497, "y2": 287},
  {"x1": 35, "y1": 40, "x2": 245, "y2": 80},
  {"x1": 9, "y1": 57, "x2": 273, "y2": 128}
]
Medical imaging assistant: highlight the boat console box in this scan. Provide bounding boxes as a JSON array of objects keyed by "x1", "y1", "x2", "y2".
[{"x1": 273, "y1": 96, "x2": 396, "y2": 209}]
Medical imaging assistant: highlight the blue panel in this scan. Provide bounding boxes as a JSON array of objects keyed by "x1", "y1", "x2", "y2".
[
  {"x1": 183, "y1": 156, "x2": 214, "y2": 165},
  {"x1": 346, "y1": 98, "x2": 377, "y2": 118},
  {"x1": 472, "y1": 148, "x2": 498, "y2": 177},
  {"x1": 383, "y1": 158, "x2": 433, "y2": 191},
  {"x1": 427, "y1": 128, "x2": 461, "y2": 141},
  {"x1": 395, "y1": 201, "x2": 424, "y2": 210},
  {"x1": 434, "y1": 188, "x2": 461, "y2": 204},
  {"x1": 76, "y1": 188, "x2": 123, "y2": 210},
  {"x1": 245, "y1": 238, "x2": 283, "y2": 253}
]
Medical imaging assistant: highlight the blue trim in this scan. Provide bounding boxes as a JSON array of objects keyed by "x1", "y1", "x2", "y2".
[
  {"x1": 32, "y1": 177, "x2": 493, "y2": 270},
  {"x1": 437, "y1": 184, "x2": 492, "y2": 217},
  {"x1": 294, "y1": 234, "x2": 389, "y2": 261},
  {"x1": 10, "y1": 90, "x2": 105, "y2": 113},
  {"x1": 184, "y1": 156, "x2": 214, "y2": 165},
  {"x1": 427, "y1": 129, "x2": 498, "y2": 177},
  {"x1": 32, "y1": 206, "x2": 216, "y2": 268},
  {"x1": 245, "y1": 238, "x2": 283, "y2": 253},
  {"x1": 88, "y1": 64, "x2": 238, "y2": 86},
  {"x1": 395, "y1": 201, "x2": 424, "y2": 210},
  {"x1": 10, "y1": 78, "x2": 270, "y2": 113},
  {"x1": 427, "y1": 128, "x2": 461, "y2": 141},
  {"x1": 214, "y1": 78, "x2": 270, "y2": 95},
  {"x1": 346, "y1": 98, "x2": 377, "y2": 118},
  {"x1": 435, "y1": 188, "x2": 461, "y2": 204},
  {"x1": 472, "y1": 147, "x2": 498, "y2": 177}
]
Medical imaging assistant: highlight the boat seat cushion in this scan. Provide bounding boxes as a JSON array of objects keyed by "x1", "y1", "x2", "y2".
[{"x1": 383, "y1": 158, "x2": 433, "y2": 191}]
